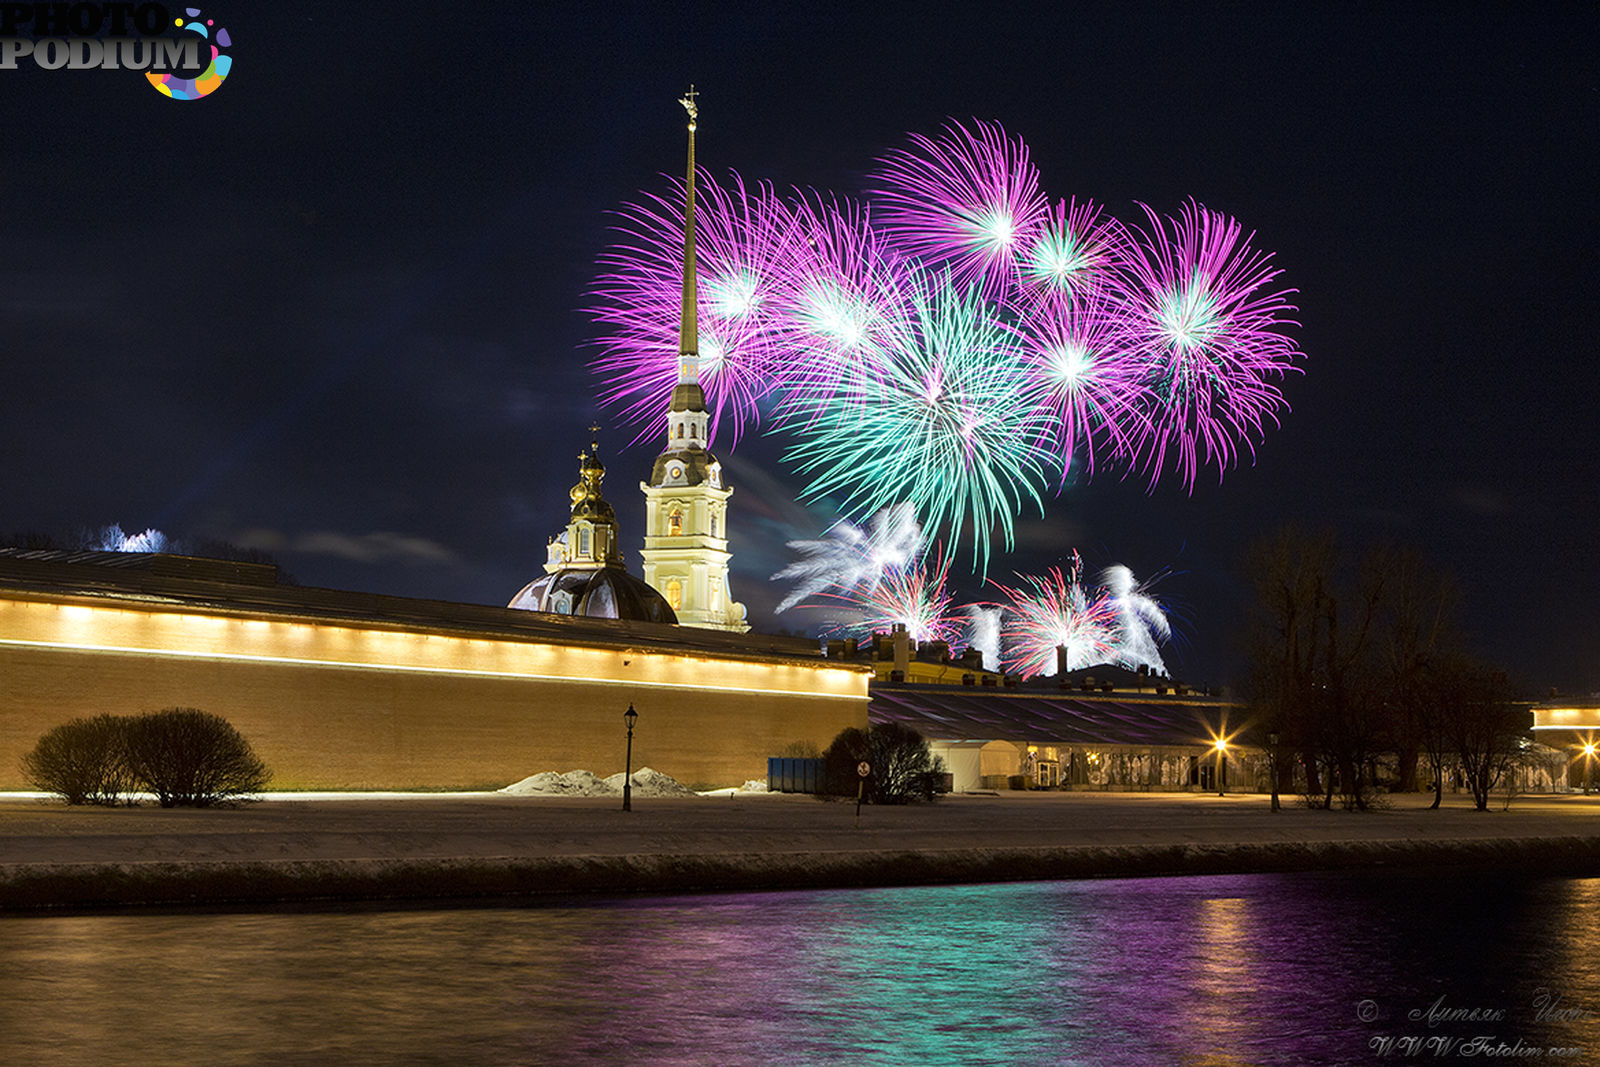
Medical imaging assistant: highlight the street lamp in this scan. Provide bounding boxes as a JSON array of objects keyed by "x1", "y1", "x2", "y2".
[
  {"x1": 1267, "y1": 732, "x2": 1281, "y2": 813},
  {"x1": 622, "y1": 704, "x2": 639, "y2": 812},
  {"x1": 1583, "y1": 742, "x2": 1595, "y2": 796},
  {"x1": 1214, "y1": 738, "x2": 1227, "y2": 797}
]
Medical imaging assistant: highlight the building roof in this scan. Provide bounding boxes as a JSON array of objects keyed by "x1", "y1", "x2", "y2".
[
  {"x1": 0, "y1": 550, "x2": 842, "y2": 669},
  {"x1": 509, "y1": 566, "x2": 676, "y2": 625},
  {"x1": 869, "y1": 684, "x2": 1239, "y2": 748}
]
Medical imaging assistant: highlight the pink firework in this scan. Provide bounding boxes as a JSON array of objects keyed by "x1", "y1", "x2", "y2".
[
  {"x1": 767, "y1": 193, "x2": 917, "y2": 418},
  {"x1": 869, "y1": 119, "x2": 1050, "y2": 300},
  {"x1": 1116, "y1": 200, "x2": 1303, "y2": 489},
  {"x1": 1013, "y1": 282, "x2": 1152, "y2": 482},
  {"x1": 1015, "y1": 197, "x2": 1132, "y2": 309},
  {"x1": 992, "y1": 553, "x2": 1119, "y2": 676},
  {"x1": 813, "y1": 546, "x2": 962, "y2": 646},
  {"x1": 589, "y1": 170, "x2": 805, "y2": 447}
]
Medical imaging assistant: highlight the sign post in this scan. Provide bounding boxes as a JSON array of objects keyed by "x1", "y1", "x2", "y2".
[{"x1": 855, "y1": 761, "x2": 870, "y2": 828}]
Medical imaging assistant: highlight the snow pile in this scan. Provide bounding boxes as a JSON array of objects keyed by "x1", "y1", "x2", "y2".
[{"x1": 499, "y1": 767, "x2": 696, "y2": 798}]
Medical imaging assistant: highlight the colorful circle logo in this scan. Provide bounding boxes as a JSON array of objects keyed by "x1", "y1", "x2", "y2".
[{"x1": 146, "y1": 9, "x2": 231, "y2": 100}]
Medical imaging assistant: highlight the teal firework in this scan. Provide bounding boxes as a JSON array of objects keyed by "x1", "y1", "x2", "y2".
[{"x1": 783, "y1": 270, "x2": 1058, "y2": 569}]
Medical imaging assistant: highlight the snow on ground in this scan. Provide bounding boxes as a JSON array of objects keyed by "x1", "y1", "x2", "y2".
[{"x1": 499, "y1": 768, "x2": 699, "y2": 798}]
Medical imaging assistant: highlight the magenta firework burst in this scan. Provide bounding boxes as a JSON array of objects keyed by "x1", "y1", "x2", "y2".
[
  {"x1": 1017, "y1": 197, "x2": 1131, "y2": 307},
  {"x1": 869, "y1": 119, "x2": 1050, "y2": 300},
  {"x1": 589, "y1": 170, "x2": 804, "y2": 446},
  {"x1": 1013, "y1": 283, "x2": 1151, "y2": 482},
  {"x1": 1117, "y1": 200, "x2": 1303, "y2": 488}
]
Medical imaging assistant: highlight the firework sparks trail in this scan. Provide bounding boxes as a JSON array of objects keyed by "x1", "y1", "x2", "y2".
[
  {"x1": 869, "y1": 119, "x2": 1050, "y2": 301},
  {"x1": 993, "y1": 552, "x2": 1119, "y2": 676},
  {"x1": 1101, "y1": 564, "x2": 1171, "y2": 674},
  {"x1": 782, "y1": 269, "x2": 1057, "y2": 569},
  {"x1": 770, "y1": 503, "x2": 923, "y2": 613},
  {"x1": 1117, "y1": 200, "x2": 1303, "y2": 489}
]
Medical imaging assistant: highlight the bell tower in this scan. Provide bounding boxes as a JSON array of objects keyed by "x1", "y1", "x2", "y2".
[{"x1": 639, "y1": 87, "x2": 748, "y2": 632}]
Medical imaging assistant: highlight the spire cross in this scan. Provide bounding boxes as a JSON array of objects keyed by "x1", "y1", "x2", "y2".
[
  {"x1": 679, "y1": 84, "x2": 699, "y2": 124},
  {"x1": 588, "y1": 422, "x2": 601, "y2": 451}
]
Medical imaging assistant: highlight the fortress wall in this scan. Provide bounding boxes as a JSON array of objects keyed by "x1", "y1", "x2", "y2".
[{"x1": 0, "y1": 597, "x2": 867, "y2": 791}]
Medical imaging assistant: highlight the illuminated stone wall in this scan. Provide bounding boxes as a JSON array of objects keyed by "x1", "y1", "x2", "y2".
[{"x1": 0, "y1": 594, "x2": 869, "y2": 790}]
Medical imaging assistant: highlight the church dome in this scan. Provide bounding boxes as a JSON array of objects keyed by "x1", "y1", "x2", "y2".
[
  {"x1": 508, "y1": 429, "x2": 677, "y2": 625},
  {"x1": 508, "y1": 568, "x2": 676, "y2": 624}
]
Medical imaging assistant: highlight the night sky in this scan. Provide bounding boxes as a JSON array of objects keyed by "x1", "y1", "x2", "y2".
[{"x1": 2, "y1": 2, "x2": 1594, "y2": 693}]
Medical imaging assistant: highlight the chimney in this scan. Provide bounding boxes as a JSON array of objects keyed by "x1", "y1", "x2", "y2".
[{"x1": 893, "y1": 624, "x2": 911, "y2": 677}]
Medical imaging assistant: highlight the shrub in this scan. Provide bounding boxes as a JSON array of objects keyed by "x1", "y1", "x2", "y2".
[
  {"x1": 21, "y1": 714, "x2": 138, "y2": 806},
  {"x1": 122, "y1": 708, "x2": 271, "y2": 807},
  {"x1": 822, "y1": 721, "x2": 944, "y2": 804}
]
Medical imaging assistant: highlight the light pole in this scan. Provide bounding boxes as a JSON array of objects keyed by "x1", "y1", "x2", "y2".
[
  {"x1": 1584, "y1": 742, "x2": 1595, "y2": 796},
  {"x1": 1267, "y1": 732, "x2": 1281, "y2": 812},
  {"x1": 622, "y1": 704, "x2": 638, "y2": 812},
  {"x1": 1214, "y1": 738, "x2": 1227, "y2": 797}
]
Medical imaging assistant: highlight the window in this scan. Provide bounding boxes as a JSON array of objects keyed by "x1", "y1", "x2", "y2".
[
  {"x1": 667, "y1": 507, "x2": 683, "y2": 536},
  {"x1": 690, "y1": 424, "x2": 697, "y2": 440},
  {"x1": 578, "y1": 527, "x2": 591, "y2": 556},
  {"x1": 711, "y1": 511, "x2": 721, "y2": 537},
  {"x1": 665, "y1": 579, "x2": 682, "y2": 610}
]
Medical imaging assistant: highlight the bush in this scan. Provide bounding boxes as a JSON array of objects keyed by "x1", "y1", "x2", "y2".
[
  {"x1": 822, "y1": 721, "x2": 944, "y2": 804},
  {"x1": 122, "y1": 708, "x2": 271, "y2": 807},
  {"x1": 21, "y1": 714, "x2": 138, "y2": 806}
]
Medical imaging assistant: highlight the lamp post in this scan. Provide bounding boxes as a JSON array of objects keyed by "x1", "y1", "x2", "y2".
[
  {"x1": 622, "y1": 704, "x2": 638, "y2": 812},
  {"x1": 1214, "y1": 738, "x2": 1227, "y2": 797},
  {"x1": 1267, "y1": 732, "x2": 1281, "y2": 812},
  {"x1": 1584, "y1": 742, "x2": 1595, "y2": 796}
]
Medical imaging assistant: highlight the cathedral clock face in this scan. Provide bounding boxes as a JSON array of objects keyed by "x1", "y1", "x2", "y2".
[{"x1": 669, "y1": 464, "x2": 684, "y2": 479}]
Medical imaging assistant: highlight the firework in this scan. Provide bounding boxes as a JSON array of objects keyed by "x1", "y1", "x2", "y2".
[
  {"x1": 768, "y1": 194, "x2": 916, "y2": 415},
  {"x1": 1117, "y1": 200, "x2": 1302, "y2": 488},
  {"x1": 993, "y1": 553, "x2": 1119, "y2": 676},
  {"x1": 962, "y1": 604, "x2": 1003, "y2": 673},
  {"x1": 1101, "y1": 564, "x2": 1171, "y2": 674},
  {"x1": 869, "y1": 119, "x2": 1050, "y2": 300},
  {"x1": 771, "y1": 503, "x2": 923, "y2": 614},
  {"x1": 782, "y1": 269, "x2": 1058, "y2": 568},
  {"x1": 1016, "y1": 197, "x2": 1130, "y2": 306},
  {"x1": 1013, "y1": 282, "x2": 1151, "y2": 481},
  {"x1": 814, "y1": 545, "x2": 963, "y2": 646},
  {"x1": 589, "y1": 170, "x2": 805, "y2": 446}
]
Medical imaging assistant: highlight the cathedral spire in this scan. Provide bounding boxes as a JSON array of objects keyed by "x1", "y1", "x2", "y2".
[{"x1": 677, "y1": 85, "x2": 700, "y2": 386}]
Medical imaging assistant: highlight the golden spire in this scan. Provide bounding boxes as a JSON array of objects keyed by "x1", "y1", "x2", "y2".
[{"x1": 677, "y1": 86, "x2": 699, "y2": 385}]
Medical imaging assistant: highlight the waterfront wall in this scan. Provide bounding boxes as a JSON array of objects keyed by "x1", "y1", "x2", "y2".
[{"x1": 0, "y1": 595, "x2": 868, "y2": 790}]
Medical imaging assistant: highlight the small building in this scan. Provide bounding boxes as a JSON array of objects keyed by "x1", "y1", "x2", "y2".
[{"x1": 838, "y1": 625, "x2": 1254, "y2": 793}]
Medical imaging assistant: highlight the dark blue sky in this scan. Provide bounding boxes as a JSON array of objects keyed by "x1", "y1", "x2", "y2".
[{"x1": 2, "y1": 2, "x2": 1594, "y2": 692}]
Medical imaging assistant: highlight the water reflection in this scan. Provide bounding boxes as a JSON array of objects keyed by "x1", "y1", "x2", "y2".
[{"x1": 0, "y1": 873, "x2": 1595, "y2": 1066}]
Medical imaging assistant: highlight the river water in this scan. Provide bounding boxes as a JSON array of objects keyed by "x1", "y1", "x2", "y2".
[{"x1": 2, "y1": 871, "x2": 1597, "y2": 1065}]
